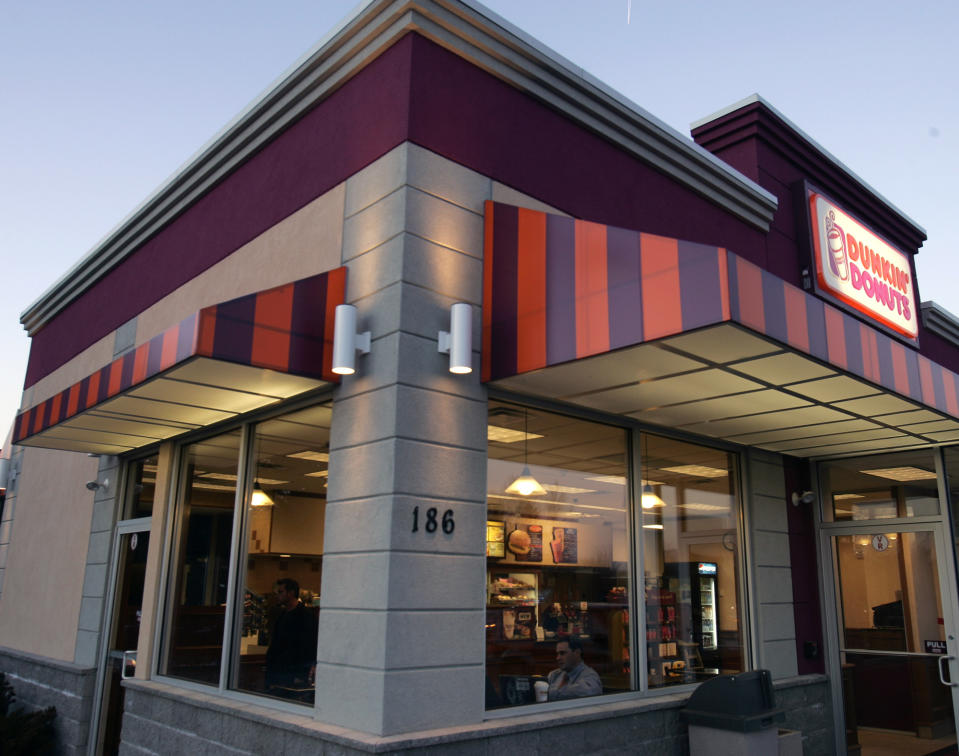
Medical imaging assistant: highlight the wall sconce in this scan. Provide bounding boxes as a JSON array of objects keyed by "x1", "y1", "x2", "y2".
[
  {"x1": 332, "y1": 304, "x2": 370, "y2": 376},
  {"x1": 438, "y1": 303, "x2": 472, "y2": 374},
  {"x1": 791, "y1": 491, "x2": 816, "y2": 507}
]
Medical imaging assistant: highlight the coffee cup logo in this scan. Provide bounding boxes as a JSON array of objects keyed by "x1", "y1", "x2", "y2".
[{"x1": 825, "y1": 210, "x2": 849, "y2": 281}]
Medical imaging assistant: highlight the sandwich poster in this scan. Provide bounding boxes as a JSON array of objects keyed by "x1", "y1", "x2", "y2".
[{"x1": 507, "y1": 525, "x2": 542, "y2": 562}]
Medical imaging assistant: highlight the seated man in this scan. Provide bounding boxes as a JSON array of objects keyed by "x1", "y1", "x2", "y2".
[{"x1": 547, "y1": 637, "x2": 602, "y2": 701}]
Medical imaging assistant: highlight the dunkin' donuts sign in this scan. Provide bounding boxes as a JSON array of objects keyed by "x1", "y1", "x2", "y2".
[{"x1": 809, "y1": 191, "x2": 917, "y2": 341}]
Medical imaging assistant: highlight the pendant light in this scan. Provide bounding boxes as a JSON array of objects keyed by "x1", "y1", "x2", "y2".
[
  {"x1": 641, "y1": 434, "x2": 665, "y2": 509},
  {"x1": 250, "y1": 480, "x2": 275, "y2": 508},
  {"x1": 505, "y1": 409, "x2": 546, "y2": 496}
]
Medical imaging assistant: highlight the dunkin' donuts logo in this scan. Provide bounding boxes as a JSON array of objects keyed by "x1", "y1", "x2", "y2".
[{"x1": 810, "y1": 193, "x2": 917, "y2": 341}]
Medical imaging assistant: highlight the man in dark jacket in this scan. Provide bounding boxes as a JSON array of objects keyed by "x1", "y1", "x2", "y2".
[{"x1": 266, "y1": 578, "x2": 318, "y2": 697}]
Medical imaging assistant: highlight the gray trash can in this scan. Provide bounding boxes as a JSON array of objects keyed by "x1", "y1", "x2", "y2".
[{"x1": 681, "y1": 670, "x2": 785, "y2": 755}]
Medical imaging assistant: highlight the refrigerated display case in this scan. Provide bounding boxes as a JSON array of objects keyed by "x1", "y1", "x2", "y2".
[{"x1": 697, "y1": 562, "x2": 718, "y2": 651}]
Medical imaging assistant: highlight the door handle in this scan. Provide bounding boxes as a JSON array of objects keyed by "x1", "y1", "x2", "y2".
[{"x1": 938, "y1": 654, "x2": 957, "y2": 687}]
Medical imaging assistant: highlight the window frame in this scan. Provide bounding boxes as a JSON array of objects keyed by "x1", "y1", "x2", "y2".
[{"x1": 152, "y1": 392, "x2": 333, "y2": 710}]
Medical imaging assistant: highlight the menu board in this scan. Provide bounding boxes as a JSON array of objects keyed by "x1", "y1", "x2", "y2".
[
  {"x1": 506, "y1": 524, "x2": 543, "y2": 562},
  {"x1": 551, "y1": 527, "x2": 578, "y2": 564},
  {"x1": 487, "y1": 521, "x2": 505, "y2": 558}
]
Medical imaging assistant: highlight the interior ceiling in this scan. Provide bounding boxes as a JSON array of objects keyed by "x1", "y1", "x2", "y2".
[
  {"x1": 492, "y1": 323, "x2": 959, "y2": 459},
  {"x1": 21, "y1": 357, "x2": 326, "y2": 455}
]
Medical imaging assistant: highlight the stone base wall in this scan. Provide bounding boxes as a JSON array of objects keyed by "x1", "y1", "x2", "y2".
[
  {"x1": 0, "y1": 646, "x2": 96, "y2": 755},
  {"x1": 121, "y1": 674, "x2": 833, "y2": 755}
]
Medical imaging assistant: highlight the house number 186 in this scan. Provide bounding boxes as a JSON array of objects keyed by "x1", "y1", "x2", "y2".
[{"x1": 411, "y1": 506, "x2": 455, "y2": 534}]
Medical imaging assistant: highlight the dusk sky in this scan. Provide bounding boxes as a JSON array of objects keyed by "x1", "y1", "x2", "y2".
[{"x1": 2, "y1": 0, "x2": 956, "y2": 442}]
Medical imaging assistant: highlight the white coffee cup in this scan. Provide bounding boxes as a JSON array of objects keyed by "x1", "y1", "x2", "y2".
[{"x1": 534, "y1": 680, "x2": 548, "y2": 702}]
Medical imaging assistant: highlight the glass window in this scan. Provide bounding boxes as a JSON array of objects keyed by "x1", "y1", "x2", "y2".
[
  {"x1": 160, "y1": 403, "x2": 330, "y2": 705},
  {"x1": 641, "y1": 433, "x2": 743, "y2": 687},
  {"x1": 123, "y1": 454, "x2": 158, "y2": 519},
  {"x1": 163, "y1": 429, "x2": 241, "y2": 684},
  {"x1": 485, "y1": 402, "x2": 631, "y2": 708},
  {"x1": 232, "y1": 404, "x2": 329, "y2": 704},
  {"x1": 821, "y1": 450, "x2": 940, "y2": 522}
]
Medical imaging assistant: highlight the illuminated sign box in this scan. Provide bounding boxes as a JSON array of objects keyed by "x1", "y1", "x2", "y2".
[{"x1": 808, "y1": 189, "x2": 918, "y2": 344}]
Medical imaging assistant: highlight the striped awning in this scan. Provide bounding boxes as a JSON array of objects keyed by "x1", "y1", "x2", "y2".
[
  {"x1": 483, "y1": 202, "x2": 959, "y2": 457},
  {"x1": 13, "y1": 268, "x2": 345, "y2": 454}
]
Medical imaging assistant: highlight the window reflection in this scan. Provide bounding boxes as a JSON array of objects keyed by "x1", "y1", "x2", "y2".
[
  {"x1": 485, "y1": 403, "x2": 630, "y2": 708},
  {"x1": 821, "y1": 450, "x2": 940, "y2": 522},
  {"x1": 232, "y1": 404, "x2": 329, "y2": 705},
  {"x1": 642, "y1": 434, "x2": 743, "y2": 687},
  {"x1": 163, "y1": 430, "x2": 241, "y2": 684}
]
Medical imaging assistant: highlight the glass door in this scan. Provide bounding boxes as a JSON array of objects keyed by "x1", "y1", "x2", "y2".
[
  {"x1": 831, "y1": 524, "x2": 959, "y2": 754},
  {"x1": 95, "y1": 524, "x2": 151, "y2": 755}
]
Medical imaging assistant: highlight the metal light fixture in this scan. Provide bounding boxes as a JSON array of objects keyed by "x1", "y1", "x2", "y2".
[
  {"x1": 250, "y1": 481, "x2": 275, "y2": 508},
  {"x1": 438, "y1": 302, "x2": 472, "y2": 374},
  {"x1": 332, "y1": 304, "x2": 371, "y2": 375},
  {"x1": 641, "y1": 434, "x2": 665, "y2": 509},
  {"x1": 505, "y1": 409, "x2": 545, "y2": 496}
]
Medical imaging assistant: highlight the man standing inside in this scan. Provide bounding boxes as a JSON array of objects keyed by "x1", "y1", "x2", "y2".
[
  {"x1": 266, "y1": 578, "x2": 318, "y2": 697},
  {"x1": 547, "y1": 637, "x2": 602, "y2": 701}
]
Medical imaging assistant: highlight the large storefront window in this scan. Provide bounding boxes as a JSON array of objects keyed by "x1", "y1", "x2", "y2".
[
  {"x1": 642, "y1": 433, "x2": 743, "y2": 687},
  {"x1": 821, "y1": 449, "x2": 940, "y2": 522},
  {"x1": 484, "y1": 403, "x2": 747, "y2": 708},
  {"x1": 486, "y1": 402, "x2": 631, "y2": 707},
  {"x1": 161, "y1": 403, "x2": 329, "y2": 705}
]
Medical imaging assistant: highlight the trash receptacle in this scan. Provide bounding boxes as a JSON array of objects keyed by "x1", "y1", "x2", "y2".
[{"x1": 681, "y1": 670, "x2": 785, "y2": 756}]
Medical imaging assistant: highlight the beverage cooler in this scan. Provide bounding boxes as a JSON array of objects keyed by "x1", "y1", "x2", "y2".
[
  {"x1": 696, "y1": 562, "x2": 718, "y2": 651},
  {"x1": 664, "y1": 562, "x2": 718, "y2": 652}
]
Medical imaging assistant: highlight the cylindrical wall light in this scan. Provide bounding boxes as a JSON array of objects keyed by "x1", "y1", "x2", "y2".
[
  {"x1": 332, "y1": 304, "x2": 371, "y2": 375},
  {"x1": 438, "y1": 302, "x2": 472, "y2": 374}
]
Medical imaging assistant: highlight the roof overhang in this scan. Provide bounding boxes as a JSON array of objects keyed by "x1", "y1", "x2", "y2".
[
  {"x1": 13, "y1": 269, "x2": 345, "y2": 455},
  {"x1": 483, "y1": 203, "x2": 959, "y2": 458}
]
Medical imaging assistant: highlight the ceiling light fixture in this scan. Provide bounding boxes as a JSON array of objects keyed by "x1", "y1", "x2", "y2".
[
  {"x1": 505, "y1": 409, "x2": 546, "y2": 497},
  {"x1": 641, "y1": 434, "x2": 665, "y2": 509},
  {"x1": 250, "y1": 481, "x2": 275, "y2": 508},
  {"x1": 661, "y1": 464, "x2": 728, "y2": 479},
  {"x1": 860, "y1": 466, "x2": 937, "y2": 482}
]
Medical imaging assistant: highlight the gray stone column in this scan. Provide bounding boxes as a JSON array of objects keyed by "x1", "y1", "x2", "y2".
[
  {"x1": 745, "y1": 449, "x2": 799, "y2": 677},
  {"x1": 315, "y1": 144, "x2": 492, "y2": 735}
]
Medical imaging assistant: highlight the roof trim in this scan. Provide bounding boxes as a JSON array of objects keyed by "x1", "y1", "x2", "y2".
[
  {"x1": 693, "y1": 94, "x2": 926, "y2": 240},
  {"x1": 21, "y1": 0, "x2": 776, "y2": 336}
]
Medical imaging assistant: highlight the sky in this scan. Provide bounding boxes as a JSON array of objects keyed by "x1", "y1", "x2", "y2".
[{"x1": 1, "y1": 0, "x2": 956, "y2": 446}]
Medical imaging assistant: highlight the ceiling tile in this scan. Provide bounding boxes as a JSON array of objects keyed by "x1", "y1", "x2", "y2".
[
  {"x1": 729, "y1": 352, "x2": 835, "y2": 385},
  {"x1": 576, "y1": 368, "x2": 764, "y2": 414},
  {"x1": 759, "y1": 429, "x2": 907, "y2": 453},
  {"x1": 727, "y1": 419, "x2": 879, "y2": 445},
  {"x1": 129, "y1": 378, "x2": 278, "y2": 414},
  {"x1": 834, "y1": 395, "x2": 921, "y2": 416},
  {"x1": 678, "y1": 405, "x2": 854, "y2": 437},
  {"x1": 97, "y1": 395, "x2": 236, "y2": 426},
  {"x1": 625, "y1": 389, "x2": 809, "y2": 426},
  {"x1": 900, "y1": 420, "x2": 959, "y2": 434},
  {"x1": 786, "y1": 375, "x2": 880, "y2": 403},
  {"x1": 171, "y1": 358, "x2": 323, "y2": 398},
  {"x1": 873, "y1": 409, "x2": 944, "y2": 425},
  {"x1": 662, "y1": 325, "x2": 781, "y2": 364}
]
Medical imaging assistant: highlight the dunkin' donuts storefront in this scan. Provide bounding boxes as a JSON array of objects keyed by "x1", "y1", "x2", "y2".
[{"x1": 2, "y1": 2, "x2": 959, "y2": 754}]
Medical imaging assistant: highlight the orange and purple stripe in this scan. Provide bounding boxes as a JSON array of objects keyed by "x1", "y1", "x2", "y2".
[
  {"x1": 13, "y1": 268, "x2": 346, "y2": 445},
  {"x1": 483, "y1": 203, "x2": 959, "y2": 420}
]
